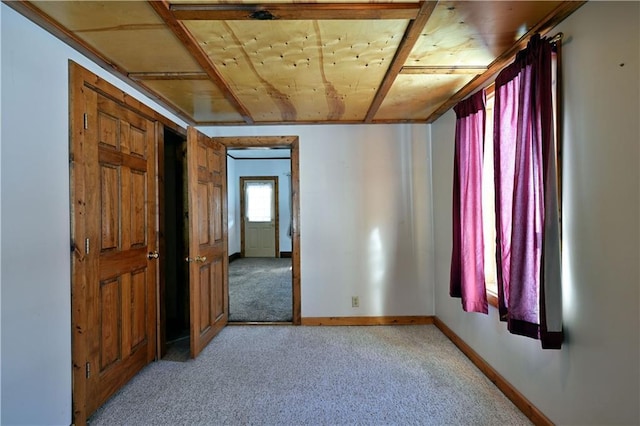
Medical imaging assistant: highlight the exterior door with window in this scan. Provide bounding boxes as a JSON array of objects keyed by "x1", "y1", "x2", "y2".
[{"x1": 242, "y1": 177, "x2": 278, "y2": 257}]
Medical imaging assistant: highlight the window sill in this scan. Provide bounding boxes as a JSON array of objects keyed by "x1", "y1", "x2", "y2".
[{"x1": 487, "y1": 291, "x2": 499, "y2": 309}]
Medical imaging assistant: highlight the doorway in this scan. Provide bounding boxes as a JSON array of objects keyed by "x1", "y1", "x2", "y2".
[
  {"x1": 159, "y1": 127, "x2": 229, "y2": 360},
  {"x1": 231, "y1": 171, "x2": 290, "y2": 322},
  {"x1": 160, "y1": 128, "x2": 190, "y2": 360},
  {"x1": 219, "y1": 137, "x2": 301, "y2": 325},
  {"x1": 184, "y1": 128, "x2": 229, "y2": 357}
]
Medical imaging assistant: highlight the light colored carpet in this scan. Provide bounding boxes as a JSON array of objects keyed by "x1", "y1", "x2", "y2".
[
  {"x1": 229, "y1": 258, "x2": 292, "y2": 322},
  {"x1": 88, "y1": 325, "x2": 531, "y2": 425}
]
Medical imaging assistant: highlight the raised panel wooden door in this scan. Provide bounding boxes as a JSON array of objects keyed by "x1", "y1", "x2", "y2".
[
  {"x1": 242, "y1": 178, "x2": 278, "y2": 257},
  {"x1": 187, "y1": 127, "x2": 228, "y2": 358},
  {"x1": 84, "y1": 91, "x2": 157, "y2": 415}
]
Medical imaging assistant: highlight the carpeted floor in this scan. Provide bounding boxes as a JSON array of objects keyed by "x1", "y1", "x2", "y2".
[
  {"x1": 88, "y1": 325, "x2": 532, "y2": 425},
  {"x1": 229, "y1": 257, "x2": 292, "y2": 322}
]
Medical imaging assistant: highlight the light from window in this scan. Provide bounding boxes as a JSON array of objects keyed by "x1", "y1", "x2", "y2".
[
  {"x1": 246, "y1": 182, "x2": 273, "y2": 222},
  {"x1": 483, "y1": 90, "x2": 499, "y2": 298}
]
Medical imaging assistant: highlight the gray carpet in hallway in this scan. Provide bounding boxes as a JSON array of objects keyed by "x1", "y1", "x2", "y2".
[
  {"x1": 88, "y1": 325, "x2": 531, "y2": 425},
  {"x1": 229, "y1": 257, "x2": 292, "y2": 322}
]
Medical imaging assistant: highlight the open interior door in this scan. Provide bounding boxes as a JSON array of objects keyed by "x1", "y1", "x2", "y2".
[{"x1": 186, "y1": 127, "x2": 228, "y2": 358}]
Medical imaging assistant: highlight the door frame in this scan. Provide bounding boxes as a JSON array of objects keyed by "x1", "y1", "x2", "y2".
[
  {"x1": 240, "y1": 176, "x2": 280, "y2": 258},
  {"x1": 218, "y1": 136, "x2": 301, "y2": 325},
  {"x1": 156, "y1": 125, "x2": 188, "y2": 360}
]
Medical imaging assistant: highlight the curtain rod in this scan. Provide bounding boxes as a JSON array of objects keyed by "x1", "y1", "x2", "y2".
[{"x1": 548, "y1": 32, "x2": 564, "y2": 44}]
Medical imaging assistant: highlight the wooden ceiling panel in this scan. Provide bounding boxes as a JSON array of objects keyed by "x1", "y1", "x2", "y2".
[
  {"x1": 406, "y1": 1, "x2": 564, "y2": 68},
  {"x1": 75, "y1": 29, "x2": 202, "y2": 73},
  {"x1": 32, "y1": 1, "x2": 163, "y2": 30},
  {"x1": 170, "y1": 0, "x2": 420, "y2": 4},
  {"x1": 13, "y1": 1, "x2": 584, "y2": 125},
  {"x1": 31, "y1": 1, "x2": 202, "y2": 73},
  {"x1": 374, "y1": 73, "x2": 474, "y2": 121},
  {"x1": 142, "y1": 79, "x2": 245, "y2": 123},
  {"x1": 184, "y1": 19, "x2": 408, "y2": 122}
]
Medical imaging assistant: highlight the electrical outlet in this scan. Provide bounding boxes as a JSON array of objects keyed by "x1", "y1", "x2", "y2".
[{"x1": 352, "y1": 296, "x2": 359, "y2": 308}]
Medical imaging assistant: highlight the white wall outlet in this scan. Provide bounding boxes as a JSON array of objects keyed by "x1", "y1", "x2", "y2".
[{"x1": 352, "y1": 296, "x2": 359, "y2": 308}]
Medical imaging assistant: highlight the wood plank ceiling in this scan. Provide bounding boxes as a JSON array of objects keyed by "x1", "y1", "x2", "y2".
[{"x1": 11, "y1": 1, "x2": 585, "y2": 125}]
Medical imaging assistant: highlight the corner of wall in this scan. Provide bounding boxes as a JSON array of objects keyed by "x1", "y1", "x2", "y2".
[{"x1": 429, "y1": 3, "x2": 640, "y2": 424}]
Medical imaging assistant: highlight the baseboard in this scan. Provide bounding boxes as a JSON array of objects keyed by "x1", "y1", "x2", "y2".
[
  {"x1": 433, "y1": 317, "x2": 553, "y2": 426},
  {"x1": 228, "y1": 321, "x2": 293, "y2": 326},
  {"x1": 301, "y1": 316, "x2": 434, "y2": 326},
  {"x1": 230, "y1": 252, "x2": 291, "y2": 261}
]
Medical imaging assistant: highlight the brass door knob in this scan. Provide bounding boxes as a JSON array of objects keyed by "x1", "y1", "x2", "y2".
[{"x1": 147, "y1": 251, "x2": 159, "y2": 260}]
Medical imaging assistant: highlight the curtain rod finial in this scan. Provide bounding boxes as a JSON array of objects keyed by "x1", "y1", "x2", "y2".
[{"x1": 549, "y1": 32, "x2": 564, "y2": 44}]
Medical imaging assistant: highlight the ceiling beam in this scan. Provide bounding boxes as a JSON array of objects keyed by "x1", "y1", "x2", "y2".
[
  {"x1": 401, "y1": 66, "x2": 487, "y2": 75},
  {"x1": 364, "y1": 1, "x2": 438, "y2": 123},
  {"x1": 148, "y1": 0, "x2": 255, "y2": 124},
  {"x1": 129, "y1": 72, "x2": 209, "y2": 81},
  {"x1": 170, "y1": 3, "x2": 420, "y2": 21},
  {"x1": 2, "y1": 0, "x2": 196, "y2": 127},
  {"x1": 426, "y1": 0, "x2": 587, "y2": 124}
]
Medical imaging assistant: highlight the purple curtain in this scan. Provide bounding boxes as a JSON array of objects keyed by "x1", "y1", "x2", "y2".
[
  {"x1": 450, "y1": 90, "x2": 488, "y2": 314},
  {"x1": 493, "y1": 34, "x2": 563, "y2": 348}
]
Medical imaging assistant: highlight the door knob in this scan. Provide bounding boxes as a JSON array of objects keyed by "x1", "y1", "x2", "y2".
[{"x1": 147, "y1": 251, "x2": 159, "y2": 260}]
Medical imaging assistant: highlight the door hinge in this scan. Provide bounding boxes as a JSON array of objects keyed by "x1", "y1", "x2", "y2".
[
  {"x1": 85, "y1": 362, "x2": 91, "y2": 379},
  {"x1": 83, "y1": 113, "x2": 88, "y2": 130},
  {"x1": 85, "y1": 238, "x2": 90, "y2": 255}
]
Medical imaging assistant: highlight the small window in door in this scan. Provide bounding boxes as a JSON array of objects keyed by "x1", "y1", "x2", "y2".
[{"x1": 246, "y1": 182, "x2": 274, "y2": 222}]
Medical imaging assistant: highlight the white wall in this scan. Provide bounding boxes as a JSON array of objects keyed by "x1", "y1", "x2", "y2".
[
  {"x1": 430, "y1": 2, "x2": 639, "y2": 424},
  {"x1": 201, "y1": 124, "x2": 434, "y2": 317},
  {"x1": 227, "y1": 158, "x2": 292, "y2": 254},
  {"x1": 226, "y1": 156, "x2": 239, "y2": 254},
  {"x1": 0, "y1": 5, "x2": 187, "y2": 424},
  {"x1": 0, "y1": 4, "x2": 3, "y2": 414}
]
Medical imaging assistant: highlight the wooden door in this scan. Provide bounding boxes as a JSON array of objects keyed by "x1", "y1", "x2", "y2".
[
  {"x1": 80, "y1": 90, "x2": 157, "y2": 416},
  {"x1": 186, "y1": 127, "x2": 228, "y2": 358},
  {"x1": 242, "y1": 177, "x2": 279, "y2": 257}
]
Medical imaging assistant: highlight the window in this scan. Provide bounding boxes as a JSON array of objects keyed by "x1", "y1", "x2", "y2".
[
  {"x1": 482, "y1": 89, "x2": 499, "y2": 304},
  {"x1": 451, "y1": 34, "x2": 564, "y2": 348},
  {"x1": 245, "y1": 181, "x2": 273, "y2": 222}
]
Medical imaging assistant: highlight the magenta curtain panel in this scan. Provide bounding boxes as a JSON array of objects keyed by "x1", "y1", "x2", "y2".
[
  {"x1": 450, "y1": 90, "x2": 488, "y2": 314},
  {"x1": 493, "y1": 34, "x2": 563, "y2": 349}
]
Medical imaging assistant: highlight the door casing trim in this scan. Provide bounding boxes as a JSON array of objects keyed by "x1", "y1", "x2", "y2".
[{"x1": 216, "y1": 136, "x2": 301, "y2": 325}]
